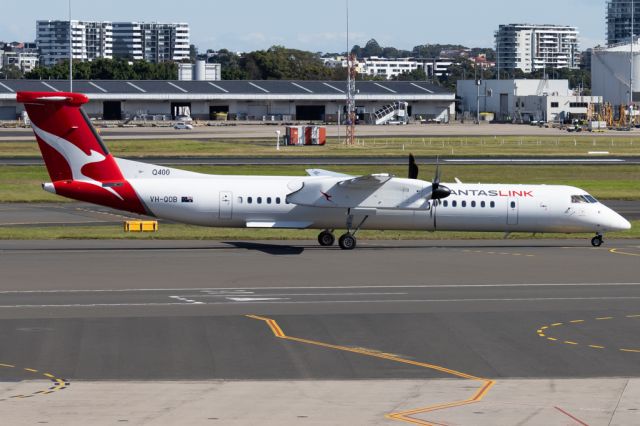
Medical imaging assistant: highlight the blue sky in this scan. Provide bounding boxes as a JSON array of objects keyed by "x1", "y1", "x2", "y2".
[{"x1": 2, "y1": 0, "x2": 607, "y2": 52}]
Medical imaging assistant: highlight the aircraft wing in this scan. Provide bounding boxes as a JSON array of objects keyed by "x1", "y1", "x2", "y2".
[
  {"x1": 287, "y1": 173, "x2": 402, "y2": 208},
  {"x1": 306, "y1": 169, "x2": 353, "y2": 178},
  {"x1": 338, "y1": 174, "x2": 393, "y2": 188}
]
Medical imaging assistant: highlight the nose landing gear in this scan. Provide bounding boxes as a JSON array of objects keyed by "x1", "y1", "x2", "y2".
[{"x1": 591, "y1": 233, "x2": 603, "y2": 247}]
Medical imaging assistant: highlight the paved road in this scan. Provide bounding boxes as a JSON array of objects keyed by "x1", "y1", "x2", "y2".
[{"x1": 3, "y1": 155, "x2": 640, "y2": 166}]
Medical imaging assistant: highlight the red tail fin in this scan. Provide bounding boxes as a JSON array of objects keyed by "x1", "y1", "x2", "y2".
[{"x1": 17, "y1": 92, "x2": 148, "y2": 215}]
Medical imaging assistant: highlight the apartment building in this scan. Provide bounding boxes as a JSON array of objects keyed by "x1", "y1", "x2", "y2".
[
  {"x1": 37, "y1": 20, "x2": 113, "y2": 66},
  {"x1": 112, "y1": 22, "x2": 190, "y2": 62},
  {"x1": 495, "y1": 24, "x2": 580, "y2": 73},
  {"x1": 37, "y1": 20, "x2": 189, "y2": 66},
  {"x1": 607, "y1": 0, "x2": 640, "y2": 45}
]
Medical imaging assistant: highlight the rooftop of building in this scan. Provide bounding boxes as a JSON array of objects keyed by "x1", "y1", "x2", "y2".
[{"x1": 0, "y1": 79, "x2": 453, "y2": 99}]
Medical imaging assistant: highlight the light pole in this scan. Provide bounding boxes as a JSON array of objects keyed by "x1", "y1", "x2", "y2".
[
  {"x1": 68, "y1": 0, "x2": 73, "y2": 93},
  {"x1": 276, "y1": 130, "x2": 281, "y2": 151},
  {"x1": 476, "y1": 78, "x2": 481, "y2": 125}
]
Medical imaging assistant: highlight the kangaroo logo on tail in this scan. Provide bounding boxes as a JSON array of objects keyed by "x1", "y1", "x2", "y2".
[{"x1": 31, "y1": 123, "x2": 123, "y2": 200}]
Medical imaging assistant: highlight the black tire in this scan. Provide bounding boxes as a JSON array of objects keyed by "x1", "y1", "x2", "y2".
[
  {"x1": 318, "y1": 231, "x2": 335, "y2": 247},
  {"x1": 591, "y1": 236, "x2": 603, "y2": 247},
  {"x1": 338, "y1": 233, "x2": 357, "y2": 250}
]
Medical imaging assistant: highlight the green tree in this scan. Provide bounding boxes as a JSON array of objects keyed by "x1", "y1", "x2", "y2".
[
  {"x1": 362, "y1": 39, "x2": 383, "y2": 57},
  {"x1": 0, "y1": 64, "x2": 23, "y2": 79},
  {"x1": 392, "y1": 68, "x2": 428, "y2": 81}
]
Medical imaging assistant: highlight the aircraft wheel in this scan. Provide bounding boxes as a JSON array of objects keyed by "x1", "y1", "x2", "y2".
[
  {"x1": 591, "y1": 236, "x2": 603, "y2": 247},
  {"x1": 318, "y1": 231, "x2": 335, "y2": 247},
  {"x1": 338, "y1": 233, "x2": 357, "y2": 250}
]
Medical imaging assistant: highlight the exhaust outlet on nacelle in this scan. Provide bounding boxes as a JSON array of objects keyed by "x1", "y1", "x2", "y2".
[{"x1": 42, "y1": 182, "x2": 56, "y2": 194}]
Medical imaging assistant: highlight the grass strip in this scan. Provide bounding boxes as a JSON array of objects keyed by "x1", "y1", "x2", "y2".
[{"x1": 0, "y1": 222, "x2": 637, "y2": 241}]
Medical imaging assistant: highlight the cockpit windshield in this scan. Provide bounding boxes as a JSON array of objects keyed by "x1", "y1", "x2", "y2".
[{"x1": 572, "y1": 194, "x2": 598, "y2": 204}]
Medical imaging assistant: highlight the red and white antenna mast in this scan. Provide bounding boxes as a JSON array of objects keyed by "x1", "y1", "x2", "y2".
[{"x1": 346, "y1": 0, "x2": 356, "y2": 145}]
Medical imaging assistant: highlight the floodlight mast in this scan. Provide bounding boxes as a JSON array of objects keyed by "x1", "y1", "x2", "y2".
[{"x1": 346, "y1": 0, "x2": 356, "y2": 145}]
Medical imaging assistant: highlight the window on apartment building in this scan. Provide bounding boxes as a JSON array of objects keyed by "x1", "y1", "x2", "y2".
[{"x1": 551, "y1": 102, "x2": 559, "y2": 108}]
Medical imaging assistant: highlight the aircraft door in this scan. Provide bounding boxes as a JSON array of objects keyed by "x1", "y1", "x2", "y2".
[
  {"x1": 219, "y1": 191, "x2": 233, "y2": 220},
  {"x1": 507, "y1": 198, "x2": 519, "y2": 225}
]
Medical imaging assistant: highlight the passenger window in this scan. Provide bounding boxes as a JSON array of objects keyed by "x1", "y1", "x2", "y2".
[
  {"x1": 247, "y1": 197, "x2": 253, "y2": 204},
  {"x1": 257, "y1": 197, "x2": 262, "y2": 204},
  {"x1": 443, "y1": 200, "x2": 448, "y2": 207},
  {"x1": 510, "y1": 201, "x2": 516, "y2": 208},
  {"x1": 276, "y1": 197, "x2": 281, "y2": 204},
  {"x1": 237, "y1": 197, "x2": 243, "y2": 204},
  {"x1": 481, "y1": 201, "x2": 485, "y2": 208},
  {"x1": 267, "y1": 197, "x2": 272, "y2": 204},
  {"x1": 462, "y1": 201, "x2": 467, "y2": 208},
  {"x1": 452, "y1": 200, "x2": 457, "y2": 207},
  {"x1": 490, "y1": 201, "x2": 495, "y2": 208}
]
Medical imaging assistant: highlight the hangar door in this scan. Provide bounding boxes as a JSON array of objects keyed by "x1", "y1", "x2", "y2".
[
  {"x1": 296, "y1": 105, "x2": 325, "y2": 121},
  {"x1": 0, "y1": 106, "x2": 17, "y2": 120},
  {"x1": 103, "y1": 101, "x2": 122, "y2": 120}
]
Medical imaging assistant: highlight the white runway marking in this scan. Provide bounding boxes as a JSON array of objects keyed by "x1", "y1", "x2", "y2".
[{"x1": 0, "y1": 283, "x2": 638, "y2": 294}]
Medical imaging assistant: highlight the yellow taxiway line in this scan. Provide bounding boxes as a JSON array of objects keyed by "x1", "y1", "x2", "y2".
[{"x1": 247, "y1": 314, "x2": 495, "y2": 425}]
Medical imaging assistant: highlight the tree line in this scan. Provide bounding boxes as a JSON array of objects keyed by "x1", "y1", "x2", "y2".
[
  {"x1": 7, "y1": 41, "x2": 589, "y2": 92},
  {"x1": 24, "y1": 58, "x2": 178, "y2": 80}
]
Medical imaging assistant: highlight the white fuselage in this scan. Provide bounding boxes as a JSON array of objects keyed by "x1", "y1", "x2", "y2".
[{"x1": 115, "y1": 159, "x2": 631, "y2": 235}]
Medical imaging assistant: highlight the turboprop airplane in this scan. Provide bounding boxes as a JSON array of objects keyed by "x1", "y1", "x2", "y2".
[{"x1": 18, "y1": 91, "x2": 631, "y2": 250}]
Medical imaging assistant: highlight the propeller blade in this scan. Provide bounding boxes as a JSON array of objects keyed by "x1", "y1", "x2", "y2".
[
  {"x1": 408, "y1": 154, "x2": 419, "y2": 180},
  {"x1": 429, "y1": 156, "x2": 450, "y2": 200},
  {"x1": 432, "y1": 156, "x2": 441, "y2": 190}
]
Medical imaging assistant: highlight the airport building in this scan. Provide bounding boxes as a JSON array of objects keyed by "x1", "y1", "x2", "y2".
[
  {"x1": 457, "y1": 79, "x2": 601, "y2": 123},
  {"x1": 495, "y1": 24, "x2": 580, "y2": 73},
  {"x1": 36, "y1": 20, "x2": 189, "y2": 66},
  {"x1": 0, "y1": 79, "x2": 455, "y2": 123}
]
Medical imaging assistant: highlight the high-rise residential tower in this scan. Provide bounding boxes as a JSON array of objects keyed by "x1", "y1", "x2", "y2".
[{"x1": 495, "y1": 24, "x2": 580, "y2": 73}]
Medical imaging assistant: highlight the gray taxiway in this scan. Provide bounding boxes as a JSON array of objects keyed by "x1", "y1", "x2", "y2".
[{"x1": 1, "y1": 239, "x2": 640, "y2": 424}]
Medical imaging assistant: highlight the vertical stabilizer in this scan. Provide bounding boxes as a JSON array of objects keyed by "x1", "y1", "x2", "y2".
[{"x1": 17, "y1": 92, "x2": 148, "y2": 214}]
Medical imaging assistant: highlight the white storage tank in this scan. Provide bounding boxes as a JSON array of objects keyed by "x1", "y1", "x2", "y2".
[
  {"x1": 592, "y1": 41, "x2": 640, "y2": 106},
  {"x1": 194, "y1": 60, "x2": 206, "y2": 81}
]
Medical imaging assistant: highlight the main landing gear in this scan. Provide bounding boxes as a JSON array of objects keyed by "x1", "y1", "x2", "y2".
[
  {"x1": 316, "y1": 210, "x2": 370, "y2": 250},
  {"x1": 318, "y1": 230, "x2": 335, "y2": 247},
  {"x1": 591, "y1": 233, "x2": 604, "y2": 248}
]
